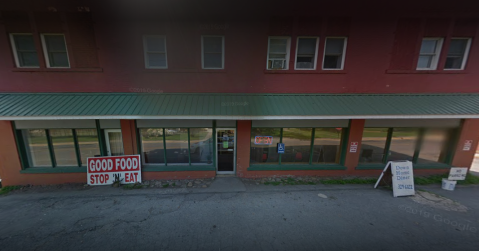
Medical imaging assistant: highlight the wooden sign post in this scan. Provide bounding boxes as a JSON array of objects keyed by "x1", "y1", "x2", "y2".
[{"x1": 375, "y1": 161, "x2": 415, "y2": 197}]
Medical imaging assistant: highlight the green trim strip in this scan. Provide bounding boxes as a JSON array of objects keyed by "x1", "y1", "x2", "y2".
[
  {"x1": 188, "y1": 128, "x2": 191, "y2": 166},
  {"x1": 309, "y1": 128, "x2": 315, "y2": 165},
  {"x1": 20, "y1": 167, "x2": 87, "y2": 174},
  {"x1": 45, "y1": 129, "x2": 57, "y2": 167},
  {"x1": 382, "y1": 128, "x2": 393, "y2": 163},
  {"x1": 247, "y1": 164, "x2": 346, "y2": 171},
  {"x1": 142, "y1": 165, "x2": 215, "y2": 172},
  {"x1": 339, "y1": 123, "x2": 350, "y2": 166},
  {"x1": 356, "y1": 163, "x2": 451, "y2": 170},
  {"x1": 278, "y1": 128, "x2": 283, "y2": 165},
  {"x1": 212, "y1": 120, "x2": 216, "y2": 170},
  {"x1": 72, "y1": 129, "x2": 82, "y2": 167},
  {"x1": 162, "y1": 128, "x2": 167, "y2": 166},
  {"x1": 135, "y1": 120, "x2": 141, "y2": 155},
  {"x1": 95, "y1": 119, "x2": 106, "y2": 156}
]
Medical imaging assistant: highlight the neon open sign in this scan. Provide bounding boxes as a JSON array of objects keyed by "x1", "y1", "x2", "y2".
[{"x1": 255, "y1": 136, "x2": 273, "y2": 145}]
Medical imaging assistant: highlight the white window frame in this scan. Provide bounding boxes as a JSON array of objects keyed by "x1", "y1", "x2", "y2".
[
  {"x1": 322, "y1": 37, "x2": 347, "y2": 70},
  {"x1": 40, "y1": 33, "x2": 70, "y2": 68},
  {"x1": 9, "y1": 33, "x2": 40, "y2": 68},
  {"x1": 416, "y1": 37, "x2": 443, "y2": 70},
  {"x1": 294, "y1": 36, "x2": 320, "y2": 70},
  {"x1": 201, "y1": 35, "x2": 225, "y2": 69},
  {"x1": 266, "y1": 36, "x2": 291, "y2": 70},
  {"x1": 444, "y1": 37, "x2": 472, "y2": 71},
  {"x1": 143, "y1": 35, "x2": 168, "y2": 69}
]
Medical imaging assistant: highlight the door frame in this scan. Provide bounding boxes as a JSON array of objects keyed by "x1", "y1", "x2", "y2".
[
  {"x1": 215, "y1": 128, "x2": 236, "y2": 175},
  {"x1": 104, "y1": 129, "x2": 122, "y2": 156}
]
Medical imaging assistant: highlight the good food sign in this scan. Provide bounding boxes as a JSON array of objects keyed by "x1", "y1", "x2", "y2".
[{"x1": 87, "y1": 155, "x2": 141, "y2": 185}]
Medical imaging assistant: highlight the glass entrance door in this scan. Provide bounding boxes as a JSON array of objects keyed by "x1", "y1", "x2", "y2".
[
  {"x1": 104, "y1": 129, "x2": 124, "y2": 156},
  {"x1": 216, "y1": 129, "x2": 235, "y2": 174}
]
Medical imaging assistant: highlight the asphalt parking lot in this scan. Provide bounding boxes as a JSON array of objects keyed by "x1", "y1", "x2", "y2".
[{"x1": 0, "y1": 179, "x2": 478, "y2": 251}]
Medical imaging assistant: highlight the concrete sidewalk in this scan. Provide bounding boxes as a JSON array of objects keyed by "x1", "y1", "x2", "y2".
[{"x1": 0, "y1": 179, "x2": 478, "y2": 251}]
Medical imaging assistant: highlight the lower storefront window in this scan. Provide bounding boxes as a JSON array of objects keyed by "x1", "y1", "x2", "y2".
[
  {"x1": 76, "y1": 129, "x2": 101, "y2": 166},
  {"x1": 359, "y1": 127, "x2": 455, "y2": 166},
  {"x1": 21, "y1": 128, "x2": 100, "y2": 168},
  {"x1": 250, "y1": 128, "x2": 281, "y2": 164},
  {"x1": 387, "y1": 128, "x2": 419, "y2": 162},
  {"x1": 313, "y1": 128, "x2": 343, "y2": 164},
  {"x1": 139, "y1": 127, "x2": 214, "y2": 166},
  {"x1": 23, "y1": 129, "x2": 52, "y2": 167},
  {"x1": 250, "y1": 127, "x2": 345, "y2": 166},
  {"x1": 189, "y1": 128, "x2": 214, "y2": 164},
  {"x1": 360, "y1": 128, "x2": 388, "y2": 163},
  {"x1": 281, "y1": 128, "x2": 312, "y2": 164},
  {"x1": 140, "y1": 128, "x2": 165, "y2": 164},
  {"x1": 165, "y1": 128, "x2": 189, "y2": 164},
  {"x1": 417, "y1": 129, "x2": 450, "y2": 164},
  {"x1": 50, "y1": 129, "x2": 77, "y2": 166}
]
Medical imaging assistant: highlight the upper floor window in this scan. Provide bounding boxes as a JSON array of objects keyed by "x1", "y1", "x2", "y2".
[
  {"x1": 322, "y1": 37, "x2": 347, "y2": 70},
  {"x1": 41, "y1": 34, "x2": 70, "y2": 68},
  {"x1": 295, "y1": 37, "x2": 319, "y2": 70},
  {"x1": 143, "y1": 35, "x2": 167, "y2": 69},
  {"x1": 10, "y1": 34, "x2": 40, "y2": 68},
  {"x1": 416, "y1": 38, "x2": 443, "y2": 70},
  {"x1": 444, "y1": 38, "x2": 472, "y2": 70},
  {"x1": 202, "y1": 36, "x2": 224, "y2": 69},
  {"x1": 267, "y1": 37, "x2": 290, "y2": 70}
]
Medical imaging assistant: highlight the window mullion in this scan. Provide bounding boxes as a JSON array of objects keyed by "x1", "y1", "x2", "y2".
[
  {"x1": 163, "y1": 128, "x2": 167, "y2": 166},
  {"x1": 382, "y1": 128, "x2": 394, "y2": 163},
  {"x1": 279, "y1": 128, "x2": 283, "y2": 165},
  {"x1": 188, "y1": 128, "x2": 191, "y2": 166},
  {"x1": 309, "y1": 128, "x2": 315, "y2": 165},
  {"x1": 72, "y1": 129, "x2": 82, "y2": 167},
  {"x1": 95, "y1": 119, "x2": 106, "y2": 156},
  {"x1": 412, "y1": 128, "x2": 426, "y2": 163},
  {"x1": 45, "y1": 129, "x2": 57, "y2": 167}
]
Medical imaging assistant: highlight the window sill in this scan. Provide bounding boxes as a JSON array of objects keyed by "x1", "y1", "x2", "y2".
[
  {"x1": 143, "y1": 69, "x2": 227, "y2": 73},
  {"x1": 386, "y1": 69, "x2": 469, "y2": 74},
  {"x1": 264, "y1": 69, "x2": 347, "y2": 74},
  {"x1": 142, "y1": 165, "x2": 215, "y2": 172},
  {"x1": 12, "y1": 67, "x2": 103, "y2": 73},
  {"x1": 20, "y1": 167, "x2": 87, "y2": 174},
  {"x1": 356, "y1": 163, "x2": 451, "y2": 170},
  {"x1": 247, "y1": 164, "x2": 346, "y2": 171}
]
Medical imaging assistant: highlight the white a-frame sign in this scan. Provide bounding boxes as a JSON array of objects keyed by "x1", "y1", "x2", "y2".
[{"x1": 374, "y1": 161, "x2": 415, "y2": 197}]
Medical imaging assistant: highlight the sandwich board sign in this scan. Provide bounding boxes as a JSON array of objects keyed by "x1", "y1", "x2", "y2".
[
  {"x1": 87, "y1": 155, "x2": 141, "y2": 185},
  {"x1": 448, "y1": 167, "x2": 468, "y2": 181},
  {"x1": 374, "y1": 161, "x2": 415, "y2": 197}
]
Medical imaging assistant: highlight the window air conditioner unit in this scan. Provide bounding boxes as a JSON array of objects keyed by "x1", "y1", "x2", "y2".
[{"x1": 269, "y1": 59, "x2": 285, "y2": 69}]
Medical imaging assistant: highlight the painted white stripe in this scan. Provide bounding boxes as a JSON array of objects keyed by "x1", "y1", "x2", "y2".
[{"x1": 2, "y1": 114, "x2": 479, "y2": 120}]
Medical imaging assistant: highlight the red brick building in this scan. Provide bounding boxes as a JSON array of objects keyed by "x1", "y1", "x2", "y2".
[{"x1": 1, "y1": 0, "x2": 479, "y2": 185}]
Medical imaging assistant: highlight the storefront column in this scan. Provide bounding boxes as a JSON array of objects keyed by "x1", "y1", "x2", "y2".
[
  {"x1": 120, "y1": 119, "x2": 138, "y2": 155},
  {"x1": 452, "y1": 119, "x2": 479, "y2": 169},
  {"x1": 344, "y1": 119, "x2": 365, "y2": 174},
  {"x1": 236, "y1": 120, "x2": 252, "y2": 177}
]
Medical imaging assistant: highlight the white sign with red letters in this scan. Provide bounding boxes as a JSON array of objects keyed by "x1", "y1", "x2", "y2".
[
  {"x1": 87, "y1": 155, "x2": 141, "y2": 185},
  {"x1": 350, "y1": 142, "x2": 358, "y2": 153},
  {"x1": 463, "y1": 140, "x2": 473, "y2": 151}
]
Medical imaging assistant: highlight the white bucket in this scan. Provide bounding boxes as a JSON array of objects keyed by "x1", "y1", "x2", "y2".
[{"x1": 442, "y1": 178, "x2": 457, "y2": 191}]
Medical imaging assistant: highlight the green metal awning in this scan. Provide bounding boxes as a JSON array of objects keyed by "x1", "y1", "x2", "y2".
[{"x1": 1, "y1": 93, "x2": 479, "y2": 120}]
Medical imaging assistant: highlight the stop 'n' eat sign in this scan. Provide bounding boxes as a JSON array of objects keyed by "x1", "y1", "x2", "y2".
[{"x1": 87, "y1": 155, "x2": 141, "y2": 185}]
